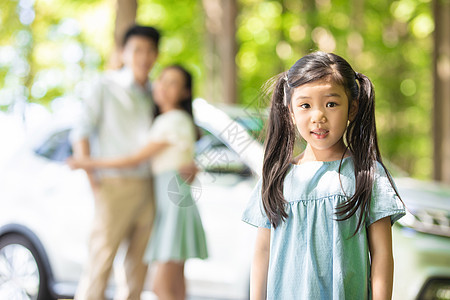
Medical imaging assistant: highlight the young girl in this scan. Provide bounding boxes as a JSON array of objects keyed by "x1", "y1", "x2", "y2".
[
  {"x1": 69, "y1": 65, "x2": 208, "y2": 300},
  {"x1": 242, "y1": 52, "x2": 405, "y2": 299}
]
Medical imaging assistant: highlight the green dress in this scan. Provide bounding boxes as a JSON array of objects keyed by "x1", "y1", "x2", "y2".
[
  {"x1": 242, "y1": 157, "x2": 405, "y2": 299},
  {"x1": 143, "y1": 110, "x2": 208, "y2": 262}
]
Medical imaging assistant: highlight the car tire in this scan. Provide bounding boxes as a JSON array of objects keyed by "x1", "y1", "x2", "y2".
[{"x1": 0, "y1": 233, "x2": 55, "y2": 300}]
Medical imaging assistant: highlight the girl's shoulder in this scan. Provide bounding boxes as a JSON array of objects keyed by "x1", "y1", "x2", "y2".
[{"x1": 372, "y1": 161, "x2": 396, "y2": 184}]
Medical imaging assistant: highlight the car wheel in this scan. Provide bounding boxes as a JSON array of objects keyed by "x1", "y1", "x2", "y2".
[{"x1": 0, "y1": 233, "x2": 55, "y2": 300}]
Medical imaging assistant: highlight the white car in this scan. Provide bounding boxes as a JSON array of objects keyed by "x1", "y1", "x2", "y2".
[
  {"x1": 0, "y1": 99, "x2": 449, "y2": 300},
  {"x1": 0, "y1": 98, "x2": 262, "y2": 300},
  {"x1": 392, "y1": 177, "x2": 450, "y2": 299}
]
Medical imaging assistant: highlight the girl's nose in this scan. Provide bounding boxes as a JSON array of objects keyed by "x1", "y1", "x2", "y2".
[{"x1": 311, "y1": 109, "x2": 326, "y2": 123}]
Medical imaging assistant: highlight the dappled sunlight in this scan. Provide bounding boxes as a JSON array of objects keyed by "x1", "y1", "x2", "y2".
[{"x1": 0, "y1": 0, "x2": 440, "y2": 181}]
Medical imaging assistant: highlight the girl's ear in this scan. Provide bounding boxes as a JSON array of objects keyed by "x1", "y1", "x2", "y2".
[{"x1": 349, "y1": 99, "x2": 358, "y2": 121}]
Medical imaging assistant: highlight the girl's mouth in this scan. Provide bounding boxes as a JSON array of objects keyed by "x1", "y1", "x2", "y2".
[{"x1": 311, "y1": 129, "x2": 329, "y2": 139}]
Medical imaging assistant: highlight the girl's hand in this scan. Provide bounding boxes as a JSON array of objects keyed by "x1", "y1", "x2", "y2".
[{"x1": 66, "y1": 157, "x2": 94, "y2": 171}]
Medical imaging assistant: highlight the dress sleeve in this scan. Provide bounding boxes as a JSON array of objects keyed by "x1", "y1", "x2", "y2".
[
  {"x1": 367, "y1": 163, "x2": 406, "y2": 227},
  {"x1": 241, "y1": 178, "x2": 272, "y2": 228}
]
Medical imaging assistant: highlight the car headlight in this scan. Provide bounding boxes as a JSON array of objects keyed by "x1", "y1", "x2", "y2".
[
  {"x1": 418, "y1": 278, "x2": 450, "y2": 300},
  {"x1": 398, "y1": 208, "x2": 450, "y2": 238}
]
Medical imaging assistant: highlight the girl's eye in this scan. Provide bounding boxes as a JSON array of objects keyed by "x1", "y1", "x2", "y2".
[
  {"x1": 326, "y1": 102, "x2": 338, "y2": 108},
  {"x1": 299, "y1": 103, "x2": 310, "y2": 109}
]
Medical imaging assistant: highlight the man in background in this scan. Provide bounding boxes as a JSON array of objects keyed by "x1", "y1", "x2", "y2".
[{"x1": 71, "y1": 25, "x2": 159, "y2": 300}]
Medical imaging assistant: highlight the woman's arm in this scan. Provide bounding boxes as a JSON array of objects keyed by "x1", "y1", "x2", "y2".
[
  {"x1": 68, "y1": 141, "x2": 169, "y2": 170},
  {"x1": 178, "y1": 161, "x2": 198, "y2": 183},
  {"x1": 250, "y1": 227, "x2": 270, "y2": 300},
  {"x1": 368, "y1": 216, "x2": 394, "y2": 300}
]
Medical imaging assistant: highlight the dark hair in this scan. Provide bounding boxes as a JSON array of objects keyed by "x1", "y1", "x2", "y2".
[
  {"x1": 262, "y1": 51, "x2": 401, "y2": 234},
  {"x1": 123, "y1": 25, "x2": 160, "y2": 48},
  {"x1": 169, "y1": 65, "x2": 193, "y2": 119},
  {"x1": 152, "y1": 65, "x2": 199, "y2": 139}
]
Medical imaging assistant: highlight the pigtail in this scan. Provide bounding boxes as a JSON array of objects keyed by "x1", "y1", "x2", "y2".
[
  {"x1": 338, "y1": 72, "x2": 390, "y2": 235},
  {"x1": 262, "y1": 72, "x2": 295, "y2": 228}
]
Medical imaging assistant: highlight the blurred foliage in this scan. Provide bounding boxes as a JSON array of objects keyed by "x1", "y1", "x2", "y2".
[
  {"x1": 136, "y1": 0, "x2": 205, "y2": 96},
  {"x1": 237, "y1": 0, "x2": 433, "y2": 180},
  {"x1": 0, "y1": 0, "x2": 433, "y2": 179},
  {"x1": 0, "y1": 0, "x2": 109, "y2": 111}
]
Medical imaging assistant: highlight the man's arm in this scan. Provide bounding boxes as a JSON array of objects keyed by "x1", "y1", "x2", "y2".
[
  {"x1": 72, "y1": 138, "x2": 98, "y2": 191},
  {"x1": 70, "y1": 78, "x2": 105, "y2": 191}
]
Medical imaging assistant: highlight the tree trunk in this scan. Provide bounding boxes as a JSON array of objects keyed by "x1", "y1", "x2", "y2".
[
  {"x1": 202, "y1": 0, "x2": 237, "y2": 104},
  {"x1": 433, "y1": 0, "x2": 450, "y2": 183},
  {"x1": 108, "y1": 0, "x2": 137, "y2": 69}
]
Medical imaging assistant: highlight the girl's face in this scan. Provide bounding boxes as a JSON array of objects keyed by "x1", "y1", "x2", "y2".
[
  {"x1": 153, "y1": 68, "x2": 189, "y2": 109},
  {"x1": 290, "y1": 78, "x2": 357, "y2": 160}
]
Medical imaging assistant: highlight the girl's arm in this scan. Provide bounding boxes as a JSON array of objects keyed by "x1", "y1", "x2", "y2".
[
  {"x1": 367, "y1": 216, "x2": 394, "y2": 300},
  {"x1": 250, "y1": 227, "x2": 270, "y2": 300},
  {"x1": 68, "y1": 141, "x2": 169, "y2": 170}
]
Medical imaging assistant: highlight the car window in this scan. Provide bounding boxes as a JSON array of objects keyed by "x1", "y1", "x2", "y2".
[
  {"x1": 34, "y1": 128, "x2": 73, "y2": 162},
  {"x1": 195, "y1": 128, "x2": 252, "y2": 177},
  {"x1": 234, "y1": 115, "x2": 265, "y2": 142},
  {"x1": 32, "y1": 124, "x2": 253, "y2": 175}
]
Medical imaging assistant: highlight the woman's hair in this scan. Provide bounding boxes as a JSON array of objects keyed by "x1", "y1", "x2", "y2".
[
  {"x1": 153, "y1": 64, "x2": 193, "y2": 119},
  {"x1": 153, "y1": 64, "x2": 200, "y2": 139},
  {"x1": 262, "y1": 51, "x2": 400, "y2": 234}
]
